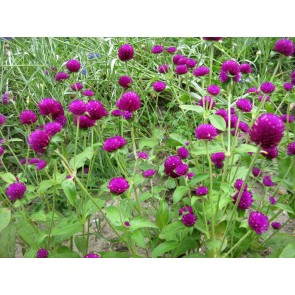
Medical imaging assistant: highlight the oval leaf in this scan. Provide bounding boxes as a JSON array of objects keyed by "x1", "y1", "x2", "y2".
[
  {"x1": 209, "y1": 114, "x2": 226, "y2": 131},
  {"x1": 152, "y1": 241, "x2": 179, "y2": 258}
]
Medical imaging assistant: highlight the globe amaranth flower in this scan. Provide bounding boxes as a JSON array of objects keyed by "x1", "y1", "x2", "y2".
[
  {"x1": 248, "y1": 211, "x2": 269, "y2": 234},
  {"x1": 118, "y1": 76, "x2": 132, "y2": 89},
  {"x1": 186, "y1": 172, "x2": 195, "y2": 180},
  {"x1": 247, "y1": 87, "x2": 260, "y2": 94},
  {"x1": 233, "y1": 190, "x2": 253, "y2": 209},
  {"x1": 142, "y1": 169, "x2": 156, "y2": 178},
  {"x1": 84, "y1": 253, "x2": 101, "y2": 258},
  {"x1": 260, "y1": 82, "x2": 275, "y2": 94},
  {"x1": 181, "y1": 213, "x2": 197, "y2": 226},
  {"x1": 82, "y1": 89, "x2": 94, "y2": 97},
  {"x1": 122, "y1": 111, "x2": 132, "y2": 120},
  {"x1": 240, "y1": 63, "x2": 252, "y2": 74},
  {"x1": 55, "y1": 72, "x2": 69, "y2": 81},
  {"x1": 198, "y1": 96, "x2": 216, "y2": 109},
  {"x1": 220, "y1": 60, "x2": 241, "y2": 83},
  {"x1": 175, "y1": 163, "x2": 188, "y2": 176},
  {"x1": 195, "y1": 124, "x2": 218, "y2": 140},
  {"x1": 6, "y1": 181, "x2": 27, "y2": 201},
  {"x1": 0, "y1": 114, "x2": 6, "y2": 125},
  {"x1": 216, "y1": 108, "x2": 228, "y2": 122},
  {"x1": 36, "y1": 160, "x2": 47, "y2": 170},
  {"x1": 36, "y1": 248, "x2": 49, "y2": 258},
  {"x1": 269, "y1": 196, "x2": 276, "y2": 205},
  {"x1": 103, "y1": 136, "x2": 127, "y2": 152},
  {"x1": 69, "y1": 100, "x2": 86, "y2": 115},
  {"x1": 20, "y1": 158, "x2": 27, "y2": 165},
  {"x1": 124, "y1": 221, "x2": 130, "y2": 227},
  {"x1": 71, "y1": 82, "x2": 83, "y2": 91},
  {"x1": 214, "y1": 161, "x2": 224, "y2": 169},
  {"x1": 86, "y1": 100, "x2": 108, "y2": 120},
  {"x1": 66, "y1": 59, "x2": 81, "y2": 72},
  {"x1": 177, "y1": 147, "x2": 189, "y2": 159},
  {"x1": 263, "y1": 175, "x2": 275, "y2": 187},
  {"x1": 203, "y1": 37, "x2": 222, "y2": 41},
  {"x1": 173, "y1": 54, "x2": 184, "y2": 65},
  {"x1": 193, "y1": 66, "x2": 210, "y2": 77},
  {"x1": 164, "y1": 155, "x2": 184, "y2": 178},
  {"x1": 28, "y1": 130, "x2": 51, "y2": 154},
  {"x1": 236, "y1": 98, "x2": 252, "y2": 112},
  {"x1": 234, "y1": 179, "x2": 248, "y2": 191},
  {"x1": 118, "y1": 44, "x2": 134, "y2": 61},
  {"x1": 252, "y1": 167, "x2": 261, "y2": 177},
  {"x1": 186, "y1": 59, "x2": 197, "y2": 68},
  {"x1": 261, "y1": 146, "x2": 278, "y2": 160},
  {"x1": 44, "y1": 122, "x2": 62, "y2": 137},
  {"x1": 250, "y1": 114, "x2": 285, "y2": 149},
  {"x1": 38, "y1": 98, "x2": 64, "y2": 119},
  {"x1": 238, "y1": 121, "x2": 250, "y2": 133},
  {"x1": 179, "y1": 205, "x2": 193, "y2": 216},
  {"x1": 211, "y1": 152, "x2": 225, "y2": 163},
  {"x1": 116, "y1": 92, "x2": 141, "y2": 112},
  {"x1": 158, "y1": 64, "x2": 169, "y2": 73},
  {"x1": 281, "y1": 114, "x2": 294, "y2": 123},
  {"x1": 167, "y1": 47, "x2": 177, "y2": 54},
  {"x1": 2, "y1": 92, "x2": 9, "y2": 104},
  {"x1": 287, "y1": 142, "x2": 295, "y2": 155},
  {"x1": 175, "y1": 64, "x2": 188, "y2": 75},
  {"x1": 20, "y1": 110, "x2": 38, "y2": 125},
  {"x1": 273, "y1": 39, "x2": 295, "y2": 56},
  {"x1": 196, "y1": 186, "x2": 209, "y2": 196},
  {"x1": 74, "y1": 115, "x2": 96, "y2": 129},
  {"x1": 283, "y1": 82, "x2": 293, "y2": 91},
  {"x1": 229, "y1": 114, "x2": 239, "y2": 129},
  {"x1": 0, "y1": 146, "x2": 4, "y2": 156},
  {"x1": 152, "y1": 45, "x2": 164, "y2": 54},
  {"x1": 153, "y1": 81, "x2": 166, "y2": 92},
  {"x1": 55, "y1": 115, "x2": 67, "y2": 127},
  {"x1": 207, "y1": 85, "x2": 220, "y2": 96},
  {"x1": 137, "y1": 151, "x2": 149, "y2": 160},
  {"x1": 111, "y1": 109, "x2": 123, "y2": 117},
  {"x1": 271, "y1": 222, "x2": 281, "y2": 229},
  {"x1": 108, "y1": 177, "x2": 130, "y2": 194}
]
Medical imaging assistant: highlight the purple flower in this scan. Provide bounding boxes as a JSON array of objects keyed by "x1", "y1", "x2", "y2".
[
  {"x1": 186, "y1": 59, "x2": 197, "y2": 68},
  {"x1": 116, "y1": 92, "x2": 141, "y2": 112},
  {"x1": 122, "y1": 111, "x2": 133, "y2": 120},
  {"x1": 211, "y1": 152, "x2": 225, "y2": 163},
  {"x1": 103, "y1": 136, "x2": 127, "y2": 152},
  {"x1": 158, "y1": 64, "x2": 169, "y2": 74},
  {"x1": 271, "y1": 222, "x2": 281, "y2": 229},
  {"x1": 0, "y1": 146, "x2": 5, "y2": 156},
  {"x1": 216, "y1": 108, "x2": 228, "y2": 122},
  {"x1": 173, "y1": 54, "x2": 184, "y2": 65},
  {"x1": 164, "y1": 155, "x2": 183, "y2": 178},
  {"x1": 20, "y1": 158, "x2": 27, "y2": 165},
  {"x1": 179, "y1": 205, "x2": 193, "y2": 216},
  {"x1": 71, "y1": 82, "x2": 83, "y2": 91},
  {"x1": 219, "y1": 71, "x2": 229, "y2": 83},
  {"x1": 38, "y1": 98, "x2": 64, "y2": 119},
  {"x1": 29, "y1": 158, "x2": 40, "y2": 165},
  {"x1": 283, "y1": 82, "x2": 293, "y2": 91},
  {"x1": 198, "y1": 96, "x2": 216, "y2": 109},
  {"x1": 263, "y1": 175, "x2": 275, "y2": 187},
  {"x1": 193, "y1": 66, "x2": 210, "y2": 77},
  {"x1": 84, "y1": 253, "x2": 101, "y2": 258},
  {"x1": 207, "y1": 85, "x2": 220, "y2": 96},
  {"x1": 69, "y1": 100, "x2": 86, "y2": 115},
  {"x1": 203, "y1": 37, "x2": 222, "y2": 41},
  {"x1": 269, "y1": 197, "x2": 276, "y2": 205},
  {"x1": 55, "y1": 72, "x2": 69, "y2": 81},
  {"x1": 233, "y1": 190, "x2": 253, "y2": 209},
  {"x1": 186, "y1": 172, "x2": 195, "y2": 180},
  {"x1": 260, "y1": 82, "x2": 275, "y2": 94},
  {"x1": 0, "y1": 114, "x2": 6, "y2": 125},
  {"x1": 252, "y1": 167, "x2": 261, "y2": 177},
  {"x1": 36, "y1": 160, "x2": 47, "y2": 170},
  {"x1": 118, "y1": 44, "x2": 134, "y2": 61},
  {"x1": 19, "y1": 110, "x2": 38, "y2": 125},
  {"x1": 6, "y1": 182, "x2": 27, "y2": 201},
  {"x1": 44, "y1": 122, "x2": 62, "y2": 136},
  {"x1": 250, "y1": 114, "x2": 285, "y2": 149},
  {"x1": 74, "y1": 115, "x2": 96, "y2": 129},
  {"x1": 175, "y1": 64, "x2": 188, "y2": 75},
  {"x1": 175, "y1": 163, "x2": 188, "y2": 176},
  {"x1": 236, "y1": 98, "x2": 252, "y2": 112},
  {"x1": 28, "y1": 130, "x2": 50, "y2": 154},
  {"x1": 167, "y1": 47, "x2": 177, "y2": 54},
  {"x1": 238, "y1": 121, "x2": 250, "y2": 133},
  {"x1": 248, "y1": 211, "x2": 269, "y2": 235},
  {"x1": 261, "y1": 147, "x2": 278, "y2": 160},
  {"x1": 177, "y1": 147, "x2": 189, "y2": 159},
  {"x1": 124, "y1": 221, "x2": 130, "y2": 227},
  {"x1": 221, "y1": 60, "x2": 240, "y2": 76},
  {"x1": 152, "y1": 45, "x2": 164, "y2": 54},
  {"x1": 108, "y1": 177, "x2": 129, "y2": 194},
  {"x1": 137, "y1": 151, "x2": 149, "y2": 160},
  {"x1": 55, "y1": 115, "x2": 67, "y2": 127},
  {"x1": 196, "y1": 186, "x2": 209, "y2": 196},
  {"x1": 118, "y1": 76, "x2": 132, "y2": 89},
  {"x1": 234, "y1": 179, "x2": 248, "y2": 191},
  {"x1": 247, "y1": 87, "x2": 260, "y2": 94},
  {"x1": 36, "y1": 248, "x2": 49, "y2": 258},
  {"x1": 274, "y1": 39, "x2": 295, "y2": 56},
  {"x1": 214, "y1": 161, "x2": 224, "y2": 169},
  {"x1": 111, "y1": 109, "x2": 123, "y2": 117},
  {"x1": 153, "y1": 81, "x2": 166, "y2": 92},
  {"x1": 182, "y1": 213, "x2": 197, "y2": 226},
  {"x1": 2, "y1": 92, "x2": 9, "y2": 104},
  {"x1": 287, "y1": 142, "x2": 295, "y2": 155},
  {"x1": 86, "y1": 100, "x2": 108, "y2": 120},
  {"x1": 240, "y1": 63, "x2": 252, "y2": 74},
  {"x1": 142, "y1": 169, "x2": 156, "y2": 178},
  {"x1": 66, "y1": 59, "x2": 81, "y2": 72},
  {"x1": 195, "y1": 124, "x2": 218, "y2": 140},
  {"x1": 82, "y1": 89, "x2": 95, "y2": 97},
  {"x1": 281, "y1": 114, "x2": 294, "y2": 123}
]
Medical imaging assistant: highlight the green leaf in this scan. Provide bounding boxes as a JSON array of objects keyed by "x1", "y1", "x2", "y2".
[
  {"x1": 0, "y1": 172, "x2": 16, "y2": 184},
  {"x1": 156, "y1": 200, "x2": 170, "y2": 229},
  {"x1": 50, "y1": 246, "x2": 80, "y2": 258},
  {"x1": 173, "y1": 238, "x2": 197, "y2": 257},
  {"x1": 0, "y1": 224, "x2": 16, "y2": 258},
  {"x1": 275, "y1": 203, "x2": 293, "y2": 214},
  {"x1": 8, "y1": 138, "x2": 23, "y2": 142},
  {"x1": 0, "y1": 208, "x2": 11, "y2": 232},
  {"x1": 138, "y1": 191, "x2": 152, "y2": 203},
  {"x1": 279, "y1": 243, "x2": 295, "y2": 258},
  {"x1": 69, "y1": 147, "x2": 94, "y2": 169},
  {"x1": 173, "y1": 186, "x2": 189, "y2": 204},
  {"x1": 130, "y1": 219, "x2": 158, "y2": 231},
  {"x1": 139, "y1": 138, "x2": 158, "y2": 150},
  {"x1": 159, "y1": 220, "x2": 186, "y2": 241},
  {"x1": 209, "y1": 114, "x2": 226, "y2": 131},
  {"x1": 38, "y1": 179, "x2": 55, "y2": 193},
  {"x1": 99, "y1": 251, "x2": 131, "y2": 258},
  {"x1": 169, "y1": 133, "x2": 187, "y2": 145},
  {"x1": 85, "y1": 198, "x2": 105, "y2": 217},
  {"x1": 105, "y1": 206, "x2": 121, "y2": 226},
  {"x1": 152, "y1": 241, "x2": 180, "y2": 258},
  {"x1": 51, "y1": 219, "x2": 82, "y2": 238},
  {"x1": 30, "y1": 210, "x2": 47, "y2": 222},
  {"x1": 131, "y1": 230, "x2": 146, "y2": 248},
  {"x1": 61, "y1": 179, "x2": 77, "y2": 206},
  {"x1": 189, "y1": 173, "x2": 209, "y2": 187},
  {"x1": 74, "y1": 235, "x2": 88, "y2": 253},
  {"x1": 194, "y1": 219, "x2": 209, "y2": 236},
  {"x1": 179, "y1": 104, "x2": 204, "y2": 113},
  {"x1": 218, "y1": 194, "x2": 232, "y2": 210},
  {"x1": 234, "y1": 144, "x2": 257, "y2": 154},
  {"x1": 183, "y1": 253, "x2": 206, "y2": 258}
]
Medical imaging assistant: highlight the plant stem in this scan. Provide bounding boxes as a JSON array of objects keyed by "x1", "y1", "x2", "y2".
[{"x1": 223, "y1": 231, "x2": 251, "y2": 258}]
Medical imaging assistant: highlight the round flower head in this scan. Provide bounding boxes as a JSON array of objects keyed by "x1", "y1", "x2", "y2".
[
  {"x1": 164, "y1": 155, "x2": 183, "y2": 178},
  {"x1": 273, "y1": 39, "x2": 295, "y2": 56},
  {"x1": 186, "y1": 59, "x2": 197, "y2": 68},
  {"x1": 103, "y1": 136, "x2": 127, "y2": 152},
  {"x1": 118, "y1": 76, "x2": 132, "y2": 89},
  {"x1": 0, "y1": 146, "x2": 4, "y2": 156},
  {"x1": 291, "y1": 71, "x2": 295, "y2": 80},
  {"x1": 20, "y1": 158, "x2": 27, "y2": 165},
  {"x1": 229, "y1": 114, "x2": 239, "y2": 129},
  {"x1": 186, "y1": 172, "x2": 195, "y2": 180},
  {"x1": 44, "y1": 122, "x2": 62, "y2": 137},
  {"x1": 216, "y1": 108, "x2": 228, "y2": 122},
  {"x1": 252, "y1": 167, "x2": 261, "y2": 177},
  {"x1": 247, "y1": 87, "x2": 260, "y2": 94},
  {"x1": 173, "y1": 54, "x2": 184, "y2": 65},
  {"x1": 207, "y1": 85, "x2": 220, "y2": 96},
  {"x1": 175, "y1": 64, "x2": 188, "y2": 75},
  {"x1": 167, "y1": 47, "x2": 177, "y2": 54},
  {"x1": 69, "y1": 100, "x2": 86, "y2": 115},
  {"x1": 0, "y1": 114, "x2": 6, "y2": 125},
  {"x1": 36, "y1": 160, "x2": 47, "y2": 170},
  {"x1": 82, "y1": 89, "x2": 94, "y2": 97},
  {"x1": 233, "y1": 190, "x2": 253, "y2": 209},
  {"x1": 181, "y1": 213, "x2": 197, "y2": 227},
  {"x1": 2, "y1": 92, "x2": 10, "y2": 104},
  {"x1": 55, "y1": 115, "x2": 67, "y2": 127},
  {"x1": 124, "y1": 221, "x2": 130, "y2": 227},
  {"x1": 108, "y1": 177, "x2": 130, "y2": 195},
  {"x1": 211, "y1": 152, "x2": 225, "y2": 163},
  {"x1": 142, "y1": 169, "x2": 156, "y2": 178},
  {"x1": 153, "y1": 81, "x2": 166, "y2": 92},
  {"x1": 6, "y1": 182, "x2": 27, "y2": 201},
  {"x1": 84, "y1": 253, "x2": 101, "y2": 258},
  {"x1": 36, "y1": 248, "x2": 49, "y2": 258},
  {"x1": 260, "y1": 82, "x2": 275, "y2": 94},
  {"x1": 111, "y1": 109, "x2": 122, "y2": 117},
  {"x1": 287, "y1": 142, "x2": 295, "y2": 155},
  {"x1": 116, "y1": 92, "x2": 141, "y2": 112},
  {"x1": 269, "y1": 196, "x2": 276, "y2": 205},
  {"x1": 55, "y1": 72, "x2": 69, "y2": 81},
  {"x1": 261, "y1": 146, "x2": 278, "y2": 160},
  {"x1": 28, "y1": 130, "x2": 50, "y2": 154},
  {"x1": 236, "y1": 98, "x2": 252, "y2": 112},
  {"x1": 86, "y1": 100, "x2": 108, "y2": 120},
  {"x1": 283, "y1": 82, "x2": 293, "y2": 91},
  {"x1": 258, "y1": 95, "x2": 270, "y2": 102},
  {"x1": 248, "y1": 211, "x2": 269, "y2": 235},
  {"x1": 20, "y1": 110, "x2": 37, "y2": 125},
  {"x1": 219, "y1": 71, "x2": 229, "y2": 83},
  {"x1": 234, "y1": 179, "x2": 248, "y2": 191},
  {"x1": 263, "y1": 175, "x2": 275, "y2": 187},
  {"x1": 66, "y1": 59, "x2": 81, "y2": 72},
  {"x1": 203, "y1": 37, "x2": 222, "y2": 41},
  {"x1": 240, "y1": 63, "x2": 252, "y2": 74},
  {"x1": 195, "y1": 124, "x2": 218, "y2": 141},
  {"x1": 193, "y1": 66, "x2": 210, "y2": 77},
  {"x1": 214, "y1": 161, "x2": 224, "y2": 169},
  {"x1": 250, "y1": 114, "x2": 285, "y2": 149},
  {"x1": 74, "y1": 115, "x2": 96, "y2": 129},
  {"x1": 71, "y1": 82, "x2": 83, "y2": 91},
  {"x1": 158, "y1": 64, "x2": 169, "y2": 73},
  {"x1": 175, "y1": 163, "x2": 188, "y2": 176},
  {"x1": 179, "y1": 205, "x2": 193, "y2": 216},
  {"x1": 122, "y1": 111, "x2": 133, "y2": 120},
  {"x1": 281, "y1": 114, "x2": 294, "y2": 123},
  {"x1": 221, "y1": 60, "x2": 240, "y2": 76},
  {"x1": 271, "y1": 222, "x2": 281, "y2": 229},
  {"x1": 29, "y1": 158, "x2": 40, "y2": 165},
  {"x1": 137, "y1": 151, "x2": 149, "y2": 160},
  {"x1": 38, "y1": 98, "x2": 64, "y2": 119},
  {"x1": 118, "y1": 44, "x2": 134, "y2": 61},
  {"x1": 177, "y1": 147, "x2": 189, "y2": 159},
  {"x1": 152, "y1": 45, "x2": 164, "y2": 54},
  {"x1": 198, "y1": 96, "x2": 216, "y2": 109},
  {"x1": 238, "y1": 121, "x2": 250, "y2": 133},
  {"x1": 196, "y1": 186, "x2": 209, "y2": 196}
]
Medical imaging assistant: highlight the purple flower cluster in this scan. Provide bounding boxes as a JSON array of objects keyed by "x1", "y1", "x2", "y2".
[
  {"x1": 240, "y1": 63, "x2": 252, "y2": 74},
  {"x1": 0, "y1": 114, "x2": 6, "y2": 125},
  {"x1": 103, "y1": 136, "x2": 127, "y2": 152},
  {"x1": 283, "y1": 82, "x2": 293, "y2": 91},
  {"x1": 220, "y1": 60, "x2": 241, "y2": 83},
  {"x1": 177, "y1": 147, "x2": 189, "y2": 159},
  {"x1": 195, "y1": 124, "x2": 218, "y2": 141},
  {"x1": 175, "y1": 64, "x2": 188, "y2": 75},
  {"x1": 6, "y1": 181, "x2": 27, "y2": 201},
  {"x1": 233, "y1": 190, "x2": 253, "y2": 210},
  {"x1": 82, "y1": 89, "x2": 95, "y2": 97},
  {"x1": 55, "y1": 72, "x2": 69, "y2": 81},
  {"x1": 273, "y1": 39, "x2": 295, "y2": 56},
  {"x1": 118, "y1": 44, "x2": 134, "y2": 61},
  {"x1": 167, "y1": 47, "x2": 177, "y2": 54},
  {"x1": 287, "y1": 142, "x2": 295, "y2": 155},
  {"x1": 181, "y1": 213, "x2": 197, "y2": 227},
  {"x1": 211, "y1": 152, "x2": 225, "y2": 168},
  {"x1": 20, "y1": 110, "x2": 38, "y2": 125},
  {"x1": 271, "y1": 222, "x2": 281, "y2": 229},
  {"x1": 66, "y1": 59, "x2": 81, "y2": 72},
  {"x1": 195, "y1": 186, "x2": 209, "y2": 196},
  {"x1": 152, "y1": 45, "x2": 164, "y2": 54},
  {"x1": 281, "y1": 114, "x2": 294, "y2": 123},
  {"x1": 207, "y1": 85, "x2": 220, "y2": 96},
  {"x1": 260, "y1": 82, "x2": 275, "y2": 94},
  {"x1": 108, "y1": 177, "x2": 129, "y2": 194},
  {"x1": 236, "y1": 98, "x2": 252, "y2": 112},
  {"x1": 28, "y1": 158, "x2": 47, "y2": 170},
  {"x1": 153, "y1": 81, "x2": 166, "y2": 92},
  {"x1": 38, "y1": 98, "x2": 64, "y2": 120},
  {"x1": 158, "y1": 64, "x2": 169, "y2": 73},
  {"x1": 118, "y1": 76, "x2": 132, "y2": 89},
  {"x1": 71, "y1": 82, "x2": 83, "y2": 91},
  {"x1": 36, "y1": 248, "x2": 49, "y2": 258},
  {"x1": 248, "y1": 211, "x2": 269, "y2": 235},
  {"x1": 164, "y1": 155, "x2": 188, "y2": 178},
  {"x1": 116, "y1": 91, "x2": 141, "y2": 112},
  {"x1": 84, "y1": 253, "x2": 101, "y2": 258},
  {"x1": 252, "y1": 167, "x2": 261, "y2": 177},
  {"x1": 263, "y1": 175, "x2": 275, "y2": 187},
  {"x1": 142, "y1": 169, "x2": 156, "y2": 178},
  {"x1": 193, "y1": 66, "x2": 210, "y2": 77},
  {"x1": 28, "y1": 130, "x2": 51, "y2": 154},
  {"x1": 261, "y1": 147, "x2": 278, "y2": 160},
  {"x1": 138, "y1": 151, "x2": 149, "y2": 160}
]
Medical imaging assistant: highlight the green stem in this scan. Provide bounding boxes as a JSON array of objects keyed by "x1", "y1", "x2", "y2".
[{"x1": 223, "y1": 231, "x2": 252, "y2": 258}]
